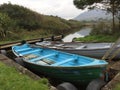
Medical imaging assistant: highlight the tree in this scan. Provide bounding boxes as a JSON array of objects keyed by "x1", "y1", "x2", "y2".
[
  {"x1": 113, "y1": 1, "x2": 120, "y2": 29},
  {"x1": 73, "y1": 0, "x2": 120, "y2": 33},
  {"x1": 117, "y1": 11, "x2": 120, "y2": 29},
  {"x1": 0, "y1": 3, "x2": 42, "y2": 30},
  {"x1": 74, "y1": 0, "x2": 102, "y2": 9},
  {"x1": 0, "y1": 13, "x2": 12, "y2": 38},
  {"x1": 106, "y1": 0, "x2": 120, "y2": 32}
]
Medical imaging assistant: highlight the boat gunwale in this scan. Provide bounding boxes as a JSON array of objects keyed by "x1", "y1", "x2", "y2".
[
  {"x1": 56, "y1": 47, "x2": 110, "y2": 51},
  {"x1": 13, "y1": 46, "x2": 110, "y2": 54}
]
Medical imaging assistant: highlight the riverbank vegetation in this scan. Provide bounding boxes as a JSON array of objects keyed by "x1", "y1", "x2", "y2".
[
  {"x1": 0, "y1": 62, "x2": 49, "y2": 90},
  {"x1": 74, "y1": 21, "x2": 120, "y2": 42},
  {"x1": 74, "y1": 34, "x2": 118, "y2": 42},
  {"x1": 114, "y1": 83, "x2": 120, "y2": 90},
  {"x1": 0, "y1": 3, "x2": 83, "y2": 44}
]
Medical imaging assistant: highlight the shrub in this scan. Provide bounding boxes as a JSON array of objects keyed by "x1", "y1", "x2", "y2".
[{"x1": 90, "y1": 22, "x2": 112, "y2": 35}]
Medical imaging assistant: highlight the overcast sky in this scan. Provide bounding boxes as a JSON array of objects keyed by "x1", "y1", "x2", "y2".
[{"x1": 0, "y1": 0, "x2": 86, "y2": 19}]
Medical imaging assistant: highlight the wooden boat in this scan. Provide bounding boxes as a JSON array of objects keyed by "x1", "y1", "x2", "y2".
[
  {"x1": 12, "y1": 43, "x2": 108, "y2": 85},
  {"x1": 36, "y1": 41, "x2": 120, "y2": 59}
]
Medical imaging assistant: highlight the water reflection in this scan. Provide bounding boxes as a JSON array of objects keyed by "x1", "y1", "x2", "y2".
[{"x1": 62, "y1": 27, "x2": 91, "y2": 42}]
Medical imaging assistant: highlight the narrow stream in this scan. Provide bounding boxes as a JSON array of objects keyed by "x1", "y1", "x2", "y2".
[{"x1": 62, "y1": 27, "x2": 92, "y2": 42}]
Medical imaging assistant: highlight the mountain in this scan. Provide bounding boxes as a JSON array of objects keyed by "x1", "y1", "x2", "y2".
[{"x1": 74, "y1": 8, "x2": 112, "y2": 21}]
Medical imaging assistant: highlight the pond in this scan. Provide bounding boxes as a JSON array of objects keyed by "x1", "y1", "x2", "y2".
[{"x1": 62, "y1": 27, "x2": 92, "y2": 42}]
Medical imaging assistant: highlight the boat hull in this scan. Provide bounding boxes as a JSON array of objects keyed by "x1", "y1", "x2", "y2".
[
  {"x1": 36, "y1": 42, "x2": 120, "y2": 59},
  {"x1": 12, "y1": 43, "x2": 108, "y2": 85},
  {"x1": 57, "y1": 48, "x2": 120, "y2": 59},
  {"x1": 23, "y1": 60, "x2": 106, "y2": 84}
]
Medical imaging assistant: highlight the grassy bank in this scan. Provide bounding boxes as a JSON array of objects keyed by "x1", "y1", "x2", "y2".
[
  {"x1": 0, "y1": 29, "x2": 47, "y2": 44},
  {"x1": 0, "y1": 27, "x2": 82, "y2": 44},
  {"x1": 0, "y1": 62, "x2": 49, "y2": 90},
  {"x1": 113, "y1": 82, "x2": 120, "y2": 90},
  {"x1": 74, "y1": 21, "x2": 120, "y2": 42},
  {"x1": 74, "y1": 35, "x2": 118, "y2": 42}
]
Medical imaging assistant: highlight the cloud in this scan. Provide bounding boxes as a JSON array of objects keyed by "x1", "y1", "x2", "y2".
[{"x1": 0, "y1": 0, "x2": 82, "y2": 19}]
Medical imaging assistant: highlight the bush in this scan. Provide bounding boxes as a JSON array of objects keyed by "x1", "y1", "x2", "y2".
[
  {"x1": 90, "y1": 22, "x2": 112, "y2": 35},
  {"x1": 0, "y1": 13, "x2": 15, "y2": 39}
]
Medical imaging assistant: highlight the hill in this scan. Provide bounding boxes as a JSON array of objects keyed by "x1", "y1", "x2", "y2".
[
  {"x1": 74, "y1": 8, "x2": 112, "y2": 21},
  {"x1": 0, "y1": 3, "x2": 82, "y2": 41},
  {"x1": 0, "y1": 3, "x2": 80, "y2": 33}
]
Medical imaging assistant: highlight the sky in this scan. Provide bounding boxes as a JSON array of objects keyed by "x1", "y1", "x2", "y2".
[{"x1": 0, "y1": 0, "x2": 85, "y2": 20}]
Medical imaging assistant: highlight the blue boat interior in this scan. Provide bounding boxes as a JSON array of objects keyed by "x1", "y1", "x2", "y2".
[{"x1": 12, "y1": 44, "x2": 108, "y2": 67}]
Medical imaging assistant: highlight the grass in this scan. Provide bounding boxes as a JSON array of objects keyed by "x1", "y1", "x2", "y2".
[
  {"x1": 0, "y1": 29, "x2": 53, "y2": 44},
  {"x1": 113, "y1": 83, "x2": 120, "y2": 90},
  {"x1": 0, "y1": 62, "x2": 49, "y2": 90},
  {"x1": 0, "y1": 27, "x2": 82, "y2": 44},
  {"x1": 74, "y1": 35, "x2": 118, "y2": 42}
]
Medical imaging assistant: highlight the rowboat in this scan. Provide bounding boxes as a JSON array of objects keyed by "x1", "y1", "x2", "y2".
[
  {"x1": 36, "y1": 41, "x2": 120, "y2": 59},
  {"x1": 12, "y1": 43, "x2": 108, "y2": 85}
]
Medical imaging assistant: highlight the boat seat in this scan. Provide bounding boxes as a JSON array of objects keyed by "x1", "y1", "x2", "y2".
[
  {"x1": 52, "y1": 58, "x2": 75, "y2": 66},
  {"x1": 19, "y1": 49, "x2": 41, "y2": 56},
  {"x1": 23, "y1": 54, "x2": 39, "y2": 60},
  {"x1": 30, "y1": 53, "x2": 56, "y2": 62},
  {"x1": 17, "y1": 48, "x2": 31, "y2": 52},
  {"x1": 37, "y1": 60, "x2": 49, "y2": 65},
  {"x1": 37, "y1": 59, "x2": 55, "y2": 65}
]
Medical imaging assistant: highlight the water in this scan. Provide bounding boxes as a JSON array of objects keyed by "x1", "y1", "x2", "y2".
[{"x1": 62, "y1": 27, "x2": 91, "y2": 42}]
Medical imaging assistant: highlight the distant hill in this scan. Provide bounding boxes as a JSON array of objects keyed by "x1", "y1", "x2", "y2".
[
  {"x1": 0, "y1": 3, "x2": 82, "y2": 34},
  {"x1": 74, "y1": 8, "x2": 113, "y2": 21}
]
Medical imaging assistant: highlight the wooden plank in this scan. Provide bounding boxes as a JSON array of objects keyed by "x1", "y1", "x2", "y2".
[
  {"x1": 0, "y1": 35, "x2": 63, "y2": 49},
  {"x1": 102, "y1": 38, "x2": 120, "y2": 60}
]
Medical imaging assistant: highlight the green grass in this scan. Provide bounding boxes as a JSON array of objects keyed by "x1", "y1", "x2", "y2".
[
  {"x1": 0, "y1": 62, "x2": 49, "y2": 90},
  {"x1": 113, "y1": 83, "x2": 120, "y2": 90},
  {"x1": 0, "y1": 27, "x2": 82, "y2": 44},
  {"x1": 74, "y1": 35, "x2": 118, "y2": 42},
  {"x1": 0, "y1": 29, "x2": 52, "y2": 44}
]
